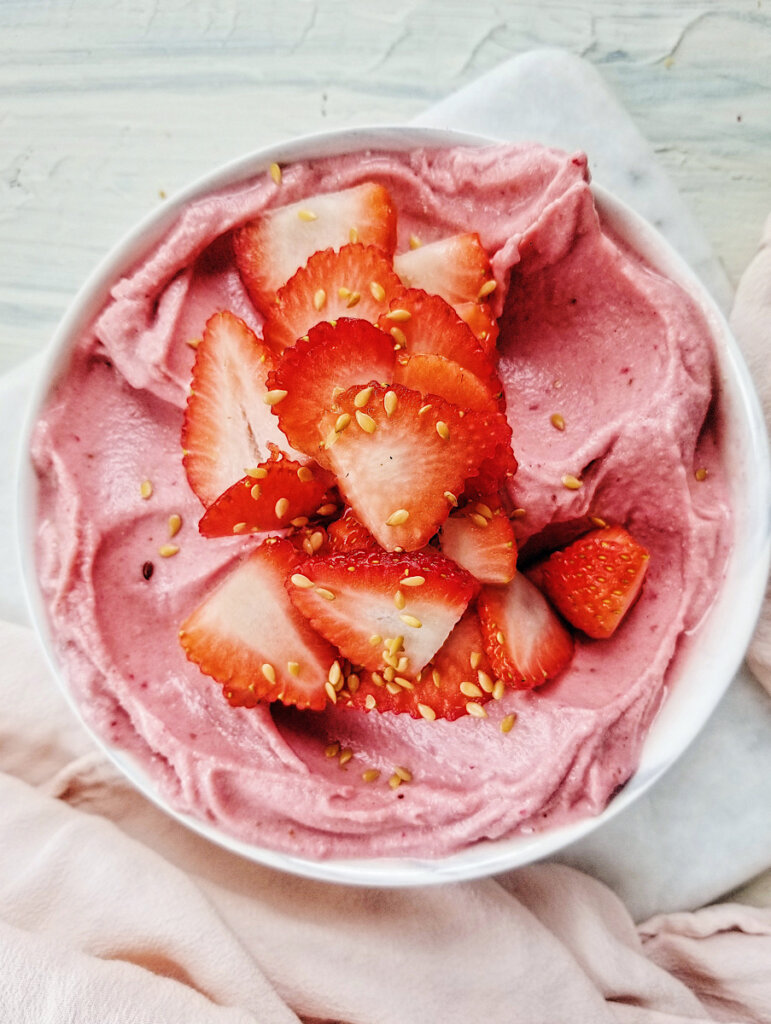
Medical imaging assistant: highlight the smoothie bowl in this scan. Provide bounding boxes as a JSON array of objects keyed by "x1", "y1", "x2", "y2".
[{"x1": 19, "y1": 126, "x2": 770, "y2": 885}]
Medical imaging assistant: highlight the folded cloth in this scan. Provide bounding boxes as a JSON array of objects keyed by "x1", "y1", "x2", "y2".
[{"x1": 1, "y1": 617, "x2": 770, "y2": 1023}]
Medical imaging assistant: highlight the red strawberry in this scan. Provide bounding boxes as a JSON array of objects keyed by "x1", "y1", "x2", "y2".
[
  {"x1": 376, "y1": 289, "x2": 495, "y2": 385},
  {"x1": 286, "y1": 549, "x2": 478, "y2": 675},
  {"x1": 179, "y1": 538, "x2": 337, "y2": 711},
  {"x1": 540, "y1": 525, "x2": 651, "y2": 639},
  {"x1": 181, "y1": 312, "x2": 294, "y2": 507},
  {"x1": 233, "y1": 182, "x2": 397, "y2": 314},
  {"x1": 478, "y1": 573, "x2": 574, "y2": 688},
  {"x1": 393, "y1": 233, "x2": 495, "y2": 309},
  {"x1": 320, "y1": 383, "x2": 512, "y2": 551},
  {"x1": 265, "y1": 318, "x2": 395, "y2": 465},
  {"x1": 198, "y1": 453, "x2": 337, "y2": 538},
  {"x1": 393, "y1": 352, "x2": 499, "y2": 413},
  {"x1": 455, "y1": 300, "x2": 499, "y2": 354},
  {"x1": 327, "y1": 507, "x2": 380, "y2": 553},
  {"x1": 288, "y1": 523, "x2": 329, "y2": 558},
  {"x1": 439, "y1": 500, "x2": 517, "y2": 584},
  {"x1": 263, "y1": 243, "x2": 403, "y2": 352},
  {"x1": 341, "y1": 608, "x2": 497, "y2": 721}
]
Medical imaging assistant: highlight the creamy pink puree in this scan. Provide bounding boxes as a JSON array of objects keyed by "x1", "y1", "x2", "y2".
[{"x1": 32, "y1": 145, "x2": 731, "y2": 859}]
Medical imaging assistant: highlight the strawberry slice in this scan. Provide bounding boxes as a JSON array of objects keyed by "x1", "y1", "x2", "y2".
[
  {"x1": 478, "y1": 573, "x2": 574, "y2": 688},
  {"x1": 233, "y1": 183, "x2": 397, "y2": 314},
  {"x1": 286, "y1": 549, "x2": 478, "y2": 675},
  {"x1": 327, "y1": 507, "x2": 380, "y2": 553},
  {"x1": 179, "y1": 538, "x2": 337, "y2": 710},
  {"x1": 455, "y1": 300, "x2": 499, "y2": 354},
  {"x1": 393, "y1": 352, "x2": 499, "y2": 413},
  {"x1": 377, "y1": 289, "x2": 495, "y2": 385},
  {"x1": 393, "y1": 233, "x2": 495, "y2": 309},
  {"x1": 265, "y1": 318, "x2": 395, "y2": 464},
  {"x1": 181, "y1": 311, "x2": 293, "y2": 507},
  {"x1": 540, "y1": 525, "x2": 651, "y2": 639},
  {"x1": 320, "y1": 383, "x2": 512, "y2": 551},
  {"x1": 439, "y1": 501, "x2": 517, "y2": 584},
  {"x1": 341, "y1": 608, "x2": 497, "y2": 721},
  {"x1": 198, "y1": 453, "x2": 337, "y2": 538},
  {"x1": 263, "y1": 243, "x2": 403, "y2": 352}
]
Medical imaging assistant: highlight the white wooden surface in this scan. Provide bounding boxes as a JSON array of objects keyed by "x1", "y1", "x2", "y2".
[{"x1": 1, "y1": 0, "x2": 770, "y2": 376}]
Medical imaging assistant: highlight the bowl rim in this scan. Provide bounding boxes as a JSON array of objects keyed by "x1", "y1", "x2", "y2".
[{"x1": 17, "y1": 123, "x2": 771, "y2": 886}]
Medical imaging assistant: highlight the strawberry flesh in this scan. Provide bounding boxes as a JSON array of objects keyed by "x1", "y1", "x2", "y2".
[
  {"x1": 393, "y1": 352, "x2": 499, "y2": 413},
  {"x1": 377, "y1": 289, "x2": 496, "y2": 385},
  {"x1": 393, "y1": 233, "x2": 495, "y2": 308},
  {"x1": 265, "y1": 317, "x2": 395, "y2": 466},
  {"x1": 343, "y1": 608, "x2": 496, "y2": 721},
  {"x1": 198, "y1": 454, "x2": 337, "y2": 538},
  {"x1": 439, "y1": 501, "x2": 517, "y2": 584},
  {"x1": 263, "y1": 243, "x2": 403, "y2": 352},
  {"x1": 540, "y1": 525, "x2": 651, "y2": 639},
  {"x1": 286, "y1": 549, "x2": 478, "y2": 675},
  {"x1": 478, "y1": 573, "x2": 574, "y2": 689},
  {"x1": 320, "y1": 382, "x2": 512, "y2": 551},
  {"x1": 233, "y1": 182, "x2": 397, "y2": 315},
  {"x1": 181, "y1": 312, "x2": 292, "y2": 507},
  {"x1": 179, "y1": 538, "x2": 337, "y2": 710},
  {"x1": 326, "y1": 507, "x2": 380, "y2": 553}
]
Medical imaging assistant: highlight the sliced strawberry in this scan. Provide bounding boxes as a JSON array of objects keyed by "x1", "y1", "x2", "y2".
[
  {"x1": 327, "y1": 507, "x2": 380, "y2": 553},
  {"x1": 439, "y1": 501, "x2": 517, "y2": 584},
  {"x1": 263, "y1": 244, "x2": 403, "y2": 352},
  {"x1": 286, "y1": 549, "x2": 478, "y2": 675},
  {"x1": 320, "y1": 383, "x2": 512, "y2": 551},
  {"x1": 393, "y1": 353, "x2": 498, "y2": 413},
  {"x1": 478, "y1": 573, "x2": 574, "y2": 689},
  {"x1": 455, "y1": 300, "x2": 499, "y2": 355},
  {"x1": 377, "y1": 289, "x2": 495, "y2": 385},
  {"x1": 198, "y1": 454, "x2": 337, "y2": 538},
  {"x1": 540, "y1": 525, "x2": 651, "y2": 639},
  {"x1": 341, "y1": 608, "x2": 497, "y2": 721},
  {"x1": 393, "y1": 233, "x2": 495, "y2": 309},
  {"x1": 233, "y1": 183, "x2": 397, "y2": 314},
  {"x1": 179, "y1": 538, "x2": 337, "y2": 710},
  {"x1": 181, "y1": 312, "x2": 294, "y2": 507},
  {"x1": 288, "y1": 524, "x2": 329, "y2": 558},
  {"x1": 265, "y1": 318, "x2": 395, "y2": 464}
]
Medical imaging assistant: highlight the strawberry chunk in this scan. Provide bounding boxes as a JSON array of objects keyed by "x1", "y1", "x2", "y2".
[
  {"x1": 455, "y1": 300, "x2": 499, "y2": 354},
  {"x1": 478, "y1": 573, "x2": 574, "y2": 689},
  {"x1": 393, "y1": 233, "x2": 495, "y2": 309},
  {"x1": 263, "y1": 243, "x2": 402, "y2": 352},
  {"x1": 179, "y1": 538, "x2": 337, "y2": 711},
  {"x1": 377, "y1": 289, "x2": 495, "y2": 385},
  {"x1": 233, "y1": 182, "x2": 397, "y2": 314},
  {"x1": 393, "y1": 352, "x2": 499, "y2": 413},
  {"x1": 265, "y1": 318, "x2": 395, "y2": 465},
  {"x1": 439, "y1": 500, "x2": 517, "y2": 584},
  {"x1": 540, "y1": 525, "x2": 651, "y2": 639},
  {"x1": 286, "y1": 549, "x2": 478, "y2": 675},
  {"x1": 198, "y1": 454, "x2": 337, "y2": 538},
  {"x1": 342, "y1": 608, "x2": 497, "y2": 721},
  {"x1": 327, "y1": 507, "x2": 380, "y2": 553},
  {"x1": 181, "y1": 312, "x2": 293, "y2": 507},
  {"x1": 320, "y1": 383, "x2": 512, "y2": 551}
]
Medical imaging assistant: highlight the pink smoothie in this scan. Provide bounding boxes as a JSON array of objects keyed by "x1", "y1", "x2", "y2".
[{"x1": 31, "y1": 144, "x2": 731, "y2": 858}]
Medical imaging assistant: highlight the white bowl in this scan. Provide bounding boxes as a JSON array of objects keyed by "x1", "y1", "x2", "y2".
[{"x1": 18, "y1": 125, "x2": 771, "y2": 885}]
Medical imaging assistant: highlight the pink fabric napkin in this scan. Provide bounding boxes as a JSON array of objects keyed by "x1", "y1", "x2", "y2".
[{"x1": 1, "y1": 616, "x2": 770, "y2": 1023}]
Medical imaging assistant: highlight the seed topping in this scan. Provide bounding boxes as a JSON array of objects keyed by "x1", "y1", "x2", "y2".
[
  {"x1": 436, "y1": 421, "x2": 450, "y2": 441},
  {"x1": 274, "y1": 497, "x2": 290, "y2": 519},
  {"x1": 501, "y1": 713, "x2": 517, "y2": 733},
  {"x1": 399, "y1": 613, "x2": 422, "y2": 629},
  {"x1": 264, "y1": 389, "x2": 288, "y2": 406},
  {"x1": 418, "y1": 703, "x2": 436, "y2": 721},
  {"x1": 140, "y1": 480, "x2": 153, "y2": 499},
  {"x1": 158, "y1": 544, "x2": 179, "y2": 557},
  {"x1": 168, "y1": 513, "x2": 182, "y2": 538},
  {"x1": 386, "y1": 509, "x2": 409, "y2": 527},
  {"x1": 384, "y1": 390, "x2": 398, "y2": 417},
  {"x1": 298, "y1": 209, "x2": 317, "y2": 222},
  {"x1": 477, "y1": 279, "x2": 497, "y2": 300},
  {"x1": 313, "y1": 288, "x2": 326, "y2": 311},
  {"x1": 550, "y1": 413, "x2": 566, "y2": 431},
  {"x1": 261, "y1": 663, "x2": 276, "y2": 684},
  {"x1": 562, "y1": 474, "x2": 583, "y2": 490},
  {"x1": 269, "y1": 162, "x2": 282, "y2": 184},
  {"x1": 355, "y1": 410, "x2": 377, "y2": 433},
  {"x1": 290, "y1": 573, "x2": 314, "y2": 589}
]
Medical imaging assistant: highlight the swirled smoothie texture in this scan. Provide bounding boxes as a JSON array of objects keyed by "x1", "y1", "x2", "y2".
[{"x1": 32, "y1": 145, "x2": 730, "y2": 858}]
